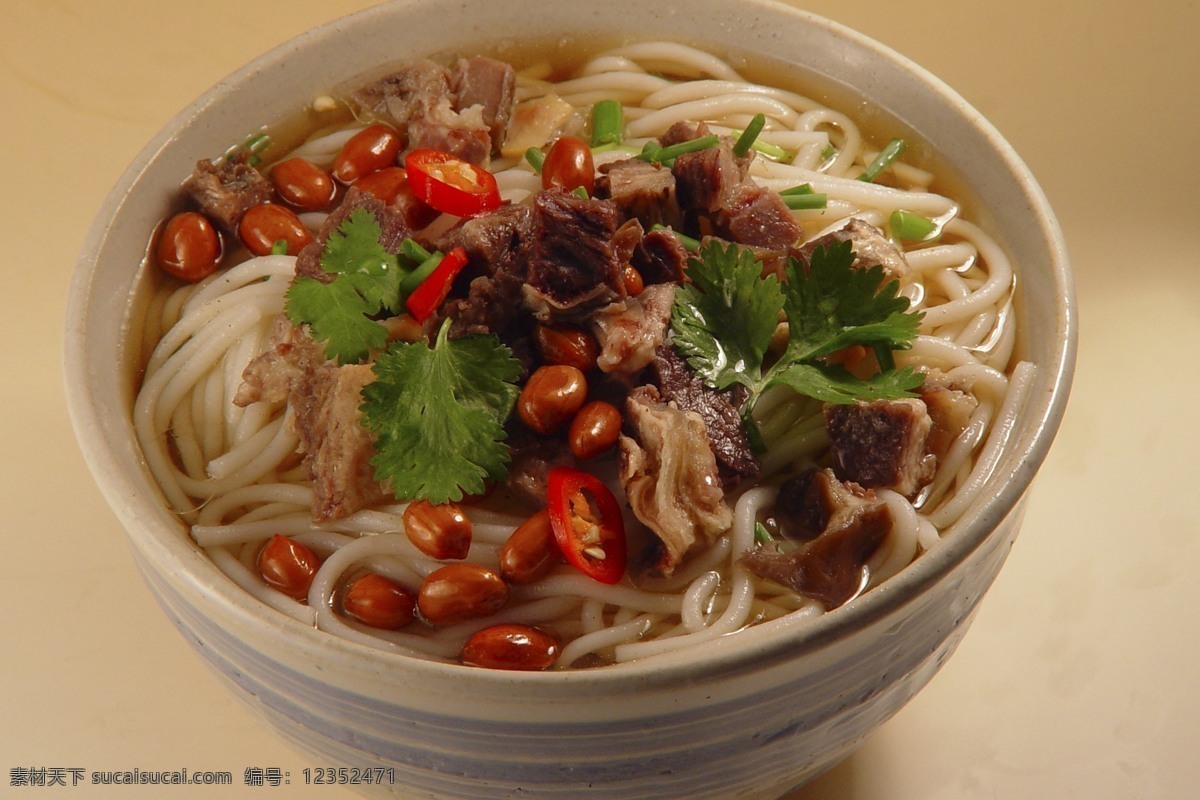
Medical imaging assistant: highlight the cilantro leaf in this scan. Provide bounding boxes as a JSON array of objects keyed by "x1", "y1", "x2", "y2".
[
  {"x1": 283, "y1": 209, "x2": 405, "y2": 364},
  {"x1": 285, "y1": 275, "x2": 392, "y2": 364},
  {"x1": 669, "y1": 238, "x2": 924, "y2": 420},
  {"x1": 672, "y1": 241, "x2": 782, "y2": 393},
  {"x1": 359, "y1": 322, "x2": 521, "y2": 504},
  {"x1": 781, "y1": 239, "x2": 921, "y2": 363},
  {"x1": 769, "y1": 362, "x2": 924, "y2": 404}
]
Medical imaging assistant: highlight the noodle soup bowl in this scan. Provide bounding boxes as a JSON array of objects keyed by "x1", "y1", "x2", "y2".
[{"x1": 65, "y1": 0, "x2": 1074, "y2": 797}]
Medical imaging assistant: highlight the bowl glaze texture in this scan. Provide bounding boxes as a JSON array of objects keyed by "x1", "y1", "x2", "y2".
[{"x1": 64, "y1": 1, "x2": 1075, "y2": 797}]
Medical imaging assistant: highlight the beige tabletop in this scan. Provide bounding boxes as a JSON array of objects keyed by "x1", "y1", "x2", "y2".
[{"x1": 4, "y1": 1, "x2": 1198, "y2": 797}]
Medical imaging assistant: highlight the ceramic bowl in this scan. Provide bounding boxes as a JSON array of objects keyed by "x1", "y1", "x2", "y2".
[{"x1": 64, "y1": 1, "x2": 1075, "y2": 797}]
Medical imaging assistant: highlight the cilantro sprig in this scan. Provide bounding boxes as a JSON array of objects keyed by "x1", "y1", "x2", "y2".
[
  {"x1": 284, "y1": 209, "x2": 406, "y2": 364},
  {"x1": 359, "y1": 321, "x2": 521, "y2": 505},
  {"x1": 671, "y1": 239, "x2": 924, "y2": 424}
]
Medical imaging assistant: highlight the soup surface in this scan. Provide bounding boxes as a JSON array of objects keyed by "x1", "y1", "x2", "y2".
[{"x1": 134, "y1": 41, "x2": 1033, "y2": 670}]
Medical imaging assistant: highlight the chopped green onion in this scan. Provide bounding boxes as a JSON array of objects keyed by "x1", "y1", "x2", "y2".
[
  {"x1": 638, "y1": 140, "x2": 662, "y2": 161},
  {"x1": 651, "y1": 223, "x2": 700, "y2": 253},
  {"x1": 590, "y1": 100, "x2": 624, "y2": 147},
  {"x1": 732, "y1": 113, "x2": 766, "y2": 157},
  {"x1": 780, "y1": 183, "x2": 816, "y2": 196},
  {"x1": 400, "y1": 238, "x2": 433, "y2": 265},
  {"x1": 636, "y1": 134, "x2": 719, "y2": 165},
  {"x1": 754, "y1": 521, "x2": 775, "y2": 545},
  {"x1": 889, "y1": 209, "x2": 938, "y2": 241},
  {"x1": 524, "y1": 146, "x2": 545, "y2": 173},
  {"x1": 857, "y1": 138, "x2": 906, "y2": 182},
  {"x1": 782, "y1": 192, "x2": 828, "y2": 210},
  {"x1": 270, "y1": 239, "x2": 289, "y2": 255},
  {"x1": 397, "y1": 250, "x2": 444, "y2": 296},
  {"x1": 750, "y1": 139, "x2": 793, "y2": 162},
  {"x1": 572, "y1": 186, "x2": 590, "y2": 199}
]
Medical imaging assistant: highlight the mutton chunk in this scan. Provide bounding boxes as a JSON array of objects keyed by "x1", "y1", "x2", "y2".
[
  {"x1": 741, "y1": 468, "x2": 892, "y2": 608},
  {"x1": 523, "y1": 189, "x2": 624, "y2": 320},
  {"x1": 798, "y1": 218, "x2": 910, "y2": 283},
  {"x1": 723, "y1": 182, "x2": 802, "y2": 250},
  {"x1": 350, "y1": 59, "x2": 450, "y2": 130},
  {"x1": 597, "y1": 158, "x2": 680, "y2": 229},
  {"x1": 291, "y1": 362, "x2": 389, "y2": 522},
  {"x1": 350, "y1": 56, "x2": 516, "y2": 165},
  {"x1": 648, "y1": 346, "x2": 758, "y2": 482},
  {"x1": 619, "y1": 386, "x2": 732, "y2": 576},
  {"x1": 823, "y1": 398, "x2": 934, "y2": 498},
  {"x1": 233, "y1": 317, "x2": 326, "y2": 407},
  {"x1": 436, "y1": 204, "x2": 534, "y2": 337},
  {"x1": 183, "y1": 156, "x2": 271, "y2": 234},
  {"x1": 450, "y1": 55, "x2": 517, "y2": 150},
  {"x1": 591, "y1": 283, "x2": 675, "y2": 378},
  {"x1": 917, "y1": 369, "x2": 979, "y2": 461},
  {"x1": 669, "y1": 130, "x2": 799, "y2": 251},
  {"x1": 632, "y1": 225, "x2": 690, "y2": 285},
  {"x1": 671, "y1": 135, "x2": 751, "y2": 215}
]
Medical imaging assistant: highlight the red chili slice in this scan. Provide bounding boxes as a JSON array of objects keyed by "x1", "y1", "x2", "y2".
[
  {"x1": 405, "y1": 246, "x2": 470, "y2": 323},
  {"x1": 404, "y1": 149, "x2": 502, "y2": 218},
  {"x1": 546, "y1": 466, "x2": 627, "y2": 585}
]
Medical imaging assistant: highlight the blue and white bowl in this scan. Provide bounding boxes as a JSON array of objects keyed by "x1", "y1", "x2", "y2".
[{"x1": 64, "y1": 1, "x2": 1075, "y2": 797}]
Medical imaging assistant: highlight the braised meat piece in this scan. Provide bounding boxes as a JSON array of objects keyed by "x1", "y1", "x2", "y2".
[
  {"x1": 437, "y1": 204, "x2": 534, "y2": 337},
  {"x1": 591, "y1": 283, "x2": 675, "y2": 377},
  {"x1": 291, "y1": 362, "x2": 389, "y2": 522},
  {"x1": 598, "y1": 158, "x2": 680, "y2": 229},
  {"x1": 671, "y1": 137, "x2": 751, "y2": 214},
  {"x1": 619, "y1": 386, "x2": 732, "y2": 575},
  {"x1": 798, "y1": 218, "x2": 910, "y2": 283},
  {"x1": 450, "y1": 55, "x2": 517, "y2": 149},
  {"x1": 350, "y1": 57, "x2": 515, "y2": 165},
  {"x1": 741, "y1": 470, "x2": 892, "y2": 609},
  {"x1": 439, "y1": 203, "x2": 533, "y2": 269},
  {"x1": 350, "y1": 60, "x2": 450, "y2": 131},
  {"x1": 824, "y1": 398, "x2": 934, "y2": 497},
  {"x1": 233, "y1": 318, "x2": 326, "y2": 407},
  {"x1": 294, "y1": 188, "x2": 412, "y2": 283},
  {"x1": 917, "y1": 369, "x2": 979, "y2": 460},
  {"x1": 723, "y1": 182, "x2": 801, "y2": 250},
  {"x1": 669, "y1": 131, "x2": 799, "y2": 251},
  {"x1": 772, "y1": 467, "x2": 876, "y2": 541},
  {"x1": 183, "y1": 156, "x2": 271, "y2": 234},
  {"x1": 632, "y1": 226, "x2": 690, "y2": 285},
  {"x1": 648, "y1": 346, "x2": 757, "y2": 482},
  {"x1": 523, "y1": 189, "x2": 624, "y2": 319}
]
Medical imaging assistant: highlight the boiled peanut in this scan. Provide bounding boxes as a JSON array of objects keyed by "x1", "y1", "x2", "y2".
[
  {"x1": 417, "y1": 563, "x2": 508, "y2": 625},
  {"x1": 155, "y1": 211, "x2": 222, "y2": 282},
  {"x1": 258, "y1": 534, "x2": 321, "y2": 601},
  {"x1": 518, "y1": 364, "x2": 588, "y2": 435},
  {"x1": 533, "y1": 325, "x2": 599, "y2": 372},
  {"x1": 622, "y1": 263, "x2": 644, "y2": 296},
  {"x1": 342, "y1": 573, "x2": 415, "y2": 630},
  {"x1": 461, "y1": 624, "x2": 560, "y2": 671},
  {"x1": 403, "y1": 500, "x2": 472, "y2": 560},
  {"x1": 238, "y1": 203, "x2": 313, "y2": 256},
  {"x1": 332, "y1": 123, "x2": 402, "y2": 183},
  {"x1": 567, "y1": 400, "x2": 622, "y2": 460},
  {"x1": 499, "y1": 509, "x2": 558, "y2": 585},
  {"x1": 269, "y1": 157, "x2": 334, "y2": 210}
]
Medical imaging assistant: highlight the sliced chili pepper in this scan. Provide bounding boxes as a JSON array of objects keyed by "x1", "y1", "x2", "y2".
[
  {"x1": 546, "y1": 466, "x2": 627, "y2": 585},
  {"x1": 405, "y1": 246, "x2": 469, "y2": 323},
  {"x1": 404, "y1": 149, "x2": 502, "y2": 218}
]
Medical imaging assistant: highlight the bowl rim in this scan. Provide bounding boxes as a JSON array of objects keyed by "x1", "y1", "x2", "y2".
[{"x1": 64, "y1": 0, "x2": 1076, "y2": 691}]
